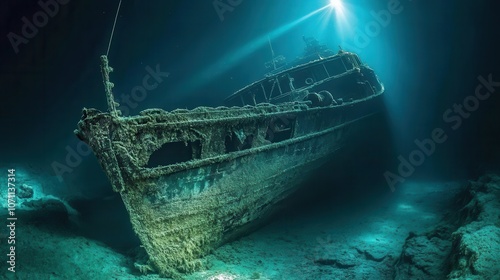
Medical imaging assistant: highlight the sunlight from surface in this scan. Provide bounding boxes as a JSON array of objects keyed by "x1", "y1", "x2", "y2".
[
  {"x1": 166, "y1": 0, "x2": 357, "y2": 106},
  {"x1": 329, "y1": 0, "x2": 343, "y2": 10},
  {"x1": 322, "y1": 0, "x2": 354, "y2": 42}
]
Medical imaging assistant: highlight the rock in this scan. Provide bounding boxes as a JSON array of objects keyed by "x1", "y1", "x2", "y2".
[
  {"x1": 363, "y1": 250, "x2": 387, "y2": 262},
  {"x1": 394, "y1": 230, "x2": 451, "y2": 280},
  {"x1": 448, "y1": 225, "x2": 500, "y2": 279},
  {"x1": 354, "y1": 246, "x2": 389, "y2": 262},
  {"x1": 21, "y1": 198, "x2": 69, "y2": 226},
  {"x1": 314, "y1": 247, "x2": 359, "y2": 269},
  {"x1": 18, "y1": 184, "x2": 34, "y2": 199},
  {"x1": 314, "y1": 258, "x2": 357, "y2": 268},
  {"x1": 394, "y1": 174, "x2": 500, "y2": 280},
  {"x1": 447, "y1": 175, "x2": 500, "y2": 279}
]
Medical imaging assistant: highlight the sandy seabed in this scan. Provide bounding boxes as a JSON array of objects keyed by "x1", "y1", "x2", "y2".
[{"x1": 1, "y1": 167, "x2": 499, "y2": 280}]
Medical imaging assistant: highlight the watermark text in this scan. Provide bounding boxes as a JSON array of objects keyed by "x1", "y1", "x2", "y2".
[{"x1": 6, "y1": 169, "x2": 17, "y2": 273}]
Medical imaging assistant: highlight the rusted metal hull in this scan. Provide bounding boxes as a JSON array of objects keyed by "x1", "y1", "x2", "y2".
[
  {"x1": 121, "y1": 130, "x2": 343, "y2": 276},
  {"x1": 76, "y1": 92, "x2": 383, "y2": 277}
]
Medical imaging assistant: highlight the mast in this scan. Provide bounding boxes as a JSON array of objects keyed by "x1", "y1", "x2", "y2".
[
  {"x1": 268, "y1": 36, "x2": 276, "y2": 70},
  {"x1": 100, "y1": 55, "x2": 120, "y2": 118}
]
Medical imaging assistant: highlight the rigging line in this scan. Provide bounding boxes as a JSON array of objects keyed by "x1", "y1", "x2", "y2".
[{"x1": 106, "y1": 0, "x2": 123, "y2": 56}]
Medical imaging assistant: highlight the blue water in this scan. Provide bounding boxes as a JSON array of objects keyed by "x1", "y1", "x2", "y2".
[{"x1": 0, "y1": 0, "x2": 499, "y2": 279}]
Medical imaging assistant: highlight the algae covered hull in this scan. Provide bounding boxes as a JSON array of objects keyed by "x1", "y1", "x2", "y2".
[{"x1": 75, "y1": 50, "x2": 384, "y2": 277}]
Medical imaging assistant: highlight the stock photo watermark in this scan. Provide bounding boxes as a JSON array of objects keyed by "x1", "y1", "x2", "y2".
[
  {"x1": 7, "y1": 0, "x2": 71, "y2": 54},
  {"x1": 51, "y1": 63, "x2": 169, "y2": 182},
  {"x1": 116, "y1": 64, "x2": 170, "y2": 116},
  {"x1": 6, "y1": 169, "x2": 17, "y2": 273},
  {"x1": 384, "y1": 74, "x2": 500, "y2": 192},
  {"x1": 213, "y1": 0, "x2": 243, "y2": 22}
]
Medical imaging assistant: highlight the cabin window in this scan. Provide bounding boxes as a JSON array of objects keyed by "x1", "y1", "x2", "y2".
[
  {"x1": 290, "y1": 69, "x2": 313, "y2": 89},
  {"x1": 342, "y1": 56, "x2": 355, "y2": 70},
  {"x1": 225, "y1": 130, "x2": 254, "y2": 153},
  {"x1": 146, "y1": 140, "x2": 201, "y2": 168},
  {"x1": 263, "y1": 78, "x2": 278, "y2": 99},
  {"x1": 325, "y1": 59, "x2": 346, "y2": 77},
  {"x1": 312, "y1": 64, "x2": 329, "y2": 81},
  {"x1": 241, "y1": 91, "x2": 255, "y2": 105},
  {"x1": 266, "y1": 116, "x2": 295, "y2": 143},
  {"x1": 278, "y1": 75, "x2": 292, "y2": 94},
  {"x1": 250, "y1": 85, "x2": 267, "y2": 104},
  {"x1": 352, "y1": 54, "x2": 362, "y2": 66}
]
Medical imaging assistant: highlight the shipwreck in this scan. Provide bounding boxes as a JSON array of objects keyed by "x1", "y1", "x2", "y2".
[{"x1": 75, "y1": 38, "x2": 385, "y2": 278}]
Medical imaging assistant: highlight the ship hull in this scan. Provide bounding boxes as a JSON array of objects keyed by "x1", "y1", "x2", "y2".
[
  {"x1": 122, "y1": 115, "x2": 349, "y2": 276},
  {"x1": 76, "y1": 92, "x2": 384, "y2": 277}
]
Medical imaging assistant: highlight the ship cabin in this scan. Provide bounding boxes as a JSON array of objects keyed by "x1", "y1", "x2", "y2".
[{"x1": 224, "y1": 51, "x2": 383, "y2": 108}]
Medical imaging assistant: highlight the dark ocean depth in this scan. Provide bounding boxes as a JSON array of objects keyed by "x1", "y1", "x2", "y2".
[{"x1": 1, "y1": 0, "x2": 499, "y2": 279}]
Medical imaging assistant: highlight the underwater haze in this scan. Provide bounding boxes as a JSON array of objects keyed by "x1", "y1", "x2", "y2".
[{"x1": 1, "y1": 0, "x2": 500, "y2": 279}]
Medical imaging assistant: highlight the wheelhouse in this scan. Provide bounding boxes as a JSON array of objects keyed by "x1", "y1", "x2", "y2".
[{"x1": 224, "y1": 51, "x2": 383, "y2": 107}]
